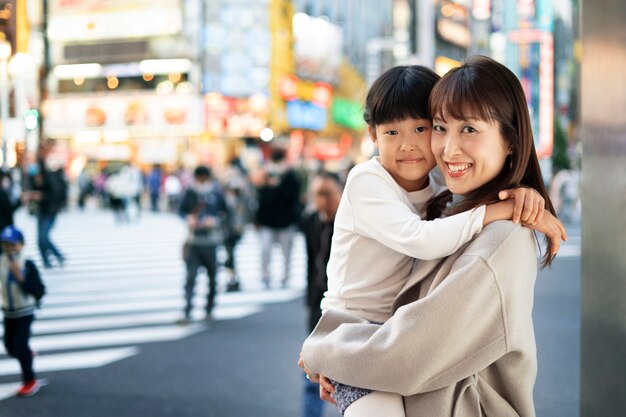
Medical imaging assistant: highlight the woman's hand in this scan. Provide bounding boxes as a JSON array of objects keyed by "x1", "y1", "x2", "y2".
[
  {"x1": 298, "y1": 352, "x2": 337, "y2": 404},
  {"x1": 524, "y1": 211, "x2": 567, "y2": 254},
  {"x1": 498, "y1": 187, "x2": 544, "y2": 225}
]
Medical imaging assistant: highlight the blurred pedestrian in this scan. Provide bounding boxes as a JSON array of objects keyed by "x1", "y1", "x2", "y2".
[
  {"x1": 0, "y1": 170, "x2": 21, "y2": 232},
  {"x1": 1, "y1": 225, "x2": 46, "y2": 397},
  {"x1": 177, "y1": 166, "x2": 229, "y2": 323},
  {"x1": 164, "y1": 170, "x2": 183, "y2": 213},
  {"x1": 106, "y1": 164, "x2": 142, "y2": 223},
  {"x1": 30, "y1": 156, "x2": 67, "y2": 269},
  {"x1": 222, "y1": 158, "x2": 255, "y2": 292},
  {"x1": 251, "y1": 148, "x2": 302, "y2": 289},
  {"x1": 550, "y1": 168, "x2": 580, "y2": 224},
  {"x1": 299, "y1": 171, "x2": 342, "y2": 417},
  {"x1": 147, "y1": 164, "x2": 163, "y2": 212},
  {"x1": 76, "y1": 167, "x2": 94, "y2": 210}
]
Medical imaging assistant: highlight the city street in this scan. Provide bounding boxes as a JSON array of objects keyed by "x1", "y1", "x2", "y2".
[{"x1": 0, "y1": 208, "x2": 580, "y2": 417}]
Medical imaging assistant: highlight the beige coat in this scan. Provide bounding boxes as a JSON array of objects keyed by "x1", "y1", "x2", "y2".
[{"x1": 302, "y1": 221, "x2": 538, "y2": 417}]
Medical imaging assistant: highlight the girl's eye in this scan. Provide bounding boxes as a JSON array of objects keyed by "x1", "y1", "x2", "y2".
[
  {"x1": 414, "y1": 126, "x2": 426, "y2": 133},
  {"x1": 385, "y1": 130, "x2": 398, "y2": 136},
  {"x1": 462, "y1": 126, "x2": 477, "y2": 133},
  {"x1": 433, "y1": 125, "x2": 445, "y2": 132}
]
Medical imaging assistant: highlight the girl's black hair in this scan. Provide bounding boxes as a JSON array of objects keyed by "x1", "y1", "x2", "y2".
[{"x1": 363, "y1": 65, "x2": 440, "y2": 127}]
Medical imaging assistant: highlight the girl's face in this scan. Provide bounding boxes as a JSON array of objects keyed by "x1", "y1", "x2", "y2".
[
  {"x1": 370, "y1": 117, "x2": 436, "y2": 192},
  {"x1": 431, "y1": 115, "x2": 510, "y2": 195}
]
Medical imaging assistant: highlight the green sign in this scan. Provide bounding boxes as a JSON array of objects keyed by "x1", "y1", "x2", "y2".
[{"x1": 331, "y1": 98, "x2": 365, "y2": 130}]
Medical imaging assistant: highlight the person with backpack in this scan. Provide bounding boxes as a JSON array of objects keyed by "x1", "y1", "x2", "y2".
[
  {"x1": 0, "y1": 225, "x2": 46, "y2": 397},
  {"x1": 177, "y1": 166, "x2": 229, "y2": 324}
]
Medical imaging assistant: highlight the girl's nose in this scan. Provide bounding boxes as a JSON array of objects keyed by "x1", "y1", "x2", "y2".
[{"x1": 400, "y1": 142, "x2": 416, "y2": 152}]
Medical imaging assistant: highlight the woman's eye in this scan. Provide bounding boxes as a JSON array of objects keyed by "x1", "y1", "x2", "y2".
[
  {"x1": 462, "y1": 126, "x2": 477, "y2": 133},
  {"x1": 414, "y1": 126, "x2": 426, "y2": 133},
  {"x1": 433, "y1": 125, "x2": 445, "y2": 132}
]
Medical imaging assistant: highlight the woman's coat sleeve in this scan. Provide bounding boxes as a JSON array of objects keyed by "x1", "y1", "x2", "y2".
[{"x1": 302, "y1": 224, "x2": 536, "y2": 396}]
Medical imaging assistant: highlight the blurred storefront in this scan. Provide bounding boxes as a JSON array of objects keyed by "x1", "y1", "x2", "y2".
[{"x1": 41, "y1": 0, "x2": 203, "y2": 176}]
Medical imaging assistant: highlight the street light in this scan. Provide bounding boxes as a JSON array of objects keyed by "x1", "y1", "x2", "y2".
[{"x1": 0, "y1": 34, "x2": 11, "y2": 171}]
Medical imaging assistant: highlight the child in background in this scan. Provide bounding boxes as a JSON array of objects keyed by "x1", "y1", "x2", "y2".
[
  {"x1": 300, "y1": 65, "x2": 565, "y2": 417},
  {"x1": 0, "y1": 225, "x2": 46, "y2": 397}
]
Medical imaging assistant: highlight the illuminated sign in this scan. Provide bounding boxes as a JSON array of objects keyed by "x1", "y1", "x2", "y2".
[
  {"x1": 43, "y1": 93, "x2": 204, "y2": 138},
  {"x1": 517, "y1": 0, "x2": 535, "y2": 19},
  {"x1": 507, "y1": 30, "x2": 554, "y2": 158},
  {"x1": 472, "y1": 0, "x2": 491, "y2": 20},
  {"x1": 286, "y1": 100, "x2": 326, "y2": 131},
  {"x1": 292, "y1": 13, "x2": 342, "y2": 84},
  {"x1": 279, "y1": 74, "x2": 333, "y2": 108},
  {"x1": 331, "y1": 98, "x2": 364, "y2": 130},
  {"x1": 437, "y1": 18, "x2": 471, "y2": 48},
  {"x1": 48, "y1": 0, "x2": 182, "y2": 41}
]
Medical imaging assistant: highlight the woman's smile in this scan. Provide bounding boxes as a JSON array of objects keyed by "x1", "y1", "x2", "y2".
[{"x1": 445, "y1": 162, "x2": 473, "y2": 177}]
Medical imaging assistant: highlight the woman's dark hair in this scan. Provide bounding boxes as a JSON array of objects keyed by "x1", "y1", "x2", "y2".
[
  {"x1": 363, "y1": 65, "x2": 440, "y2": 128},
  {"x1": 428, "y1": 55, "x2": 556, "y2": 267}
]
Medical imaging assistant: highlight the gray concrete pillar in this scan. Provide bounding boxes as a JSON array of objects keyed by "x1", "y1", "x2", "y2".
[{"x1": 580, "y1": 0, "x2": 626, "y2": 415}]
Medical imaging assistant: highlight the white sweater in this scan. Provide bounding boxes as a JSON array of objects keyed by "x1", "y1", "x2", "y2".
[{"x1": 321, "y1": 157, "x2": 486, "y2": 323}]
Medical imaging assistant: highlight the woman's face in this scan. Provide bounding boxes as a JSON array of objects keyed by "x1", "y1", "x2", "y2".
[
  {"x1": 431, "y1": 115, "x2": 510, "y2": 195},
  {"x1": 370, "y1": 117, "x2": 437, "y2": 192}
]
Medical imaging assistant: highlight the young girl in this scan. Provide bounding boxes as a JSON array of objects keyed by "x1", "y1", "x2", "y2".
[
  {"x1": 302, "y1": 56, "x2": 564, "y2": 417},
  {"x1": 302, "y1": 65, "x2": 565, "y2": 416}
]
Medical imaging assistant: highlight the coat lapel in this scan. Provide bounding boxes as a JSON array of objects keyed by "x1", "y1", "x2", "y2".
[{"x1": 391, "y1": 242, "x2": 470, "y2": 313}]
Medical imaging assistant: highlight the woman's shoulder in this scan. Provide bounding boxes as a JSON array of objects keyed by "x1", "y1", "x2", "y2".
[{"x1": 464, "y1": 221, "x2": 536, "y2": 269}]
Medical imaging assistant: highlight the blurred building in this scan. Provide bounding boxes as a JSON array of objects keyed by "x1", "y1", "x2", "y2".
[
  {"x1": 0, "y1": 0, "x2": 579, "y2": 177},
  {"x1": 39, "y1": 0, "x2": 204, "y2": 175}
]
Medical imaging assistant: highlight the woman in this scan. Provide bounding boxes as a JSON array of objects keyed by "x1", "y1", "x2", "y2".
[{"x1": 300, "y1": 55, "x2": 562, "y2": 416}]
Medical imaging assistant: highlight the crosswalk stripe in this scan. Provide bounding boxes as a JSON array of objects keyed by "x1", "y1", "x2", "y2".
[
  {"x1": 0, "y1": 347, "x2": 140, "y2": 377},
  {"x1": 0, "y1": 209, "x2": 307, "y2": 397},
  {"x1": 0, "y1": 305, "x2": 263, "y2": 337},
  {"x1": 1, "y1": 325, "x2": 204, "y2": 354}
]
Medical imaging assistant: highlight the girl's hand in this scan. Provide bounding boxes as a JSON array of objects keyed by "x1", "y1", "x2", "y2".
[
  {"x1": 525, "y1": 211, "x2": 567, "y2": 254},
  {"x1": 499, "y1": 187, "x2": 545, "y2": 225},
  {"x1": 319, "y1": 376, "x2": 337, "y2": 404}
]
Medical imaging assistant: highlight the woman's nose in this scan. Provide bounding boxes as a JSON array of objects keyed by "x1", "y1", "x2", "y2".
[{"x1": 442, "y1": 133, "x2": 462, "y2": 157}]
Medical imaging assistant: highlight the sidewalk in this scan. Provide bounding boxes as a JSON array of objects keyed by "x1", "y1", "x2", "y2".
[{"x1": 533, "y1": 221, "x2": 580, "y2": 416}]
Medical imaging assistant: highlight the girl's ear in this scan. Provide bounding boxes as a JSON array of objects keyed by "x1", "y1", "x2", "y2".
[{"x1": 368, "y1": 126, "x2": 377, "y2": 143}]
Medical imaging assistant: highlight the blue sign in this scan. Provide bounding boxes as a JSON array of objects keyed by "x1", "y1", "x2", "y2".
[
  {"x1": 536, "y1": 0, "x2": 553, "y2": 31},
  {"x1": 286, "y1": 100, "x2": 327, "y2": 131}
]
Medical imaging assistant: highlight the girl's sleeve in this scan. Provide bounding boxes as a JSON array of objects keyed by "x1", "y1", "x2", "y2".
[
  {"x1": 348, "y1": 172, "x2": 486, "y2": 260},
  {"x1": 302, "y1": 249, "x2": 517, "y2": 395}
]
